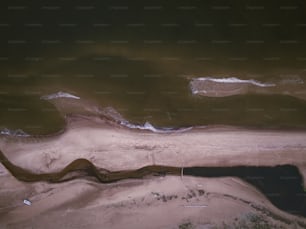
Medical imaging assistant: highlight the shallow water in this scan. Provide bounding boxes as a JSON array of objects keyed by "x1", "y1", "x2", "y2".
[
  {"x1": 185, "y1": 165, "x2": 306, "y2": 217},
  {"x1": 2, "y1": 0, "x2": 306, "y2": 134}
]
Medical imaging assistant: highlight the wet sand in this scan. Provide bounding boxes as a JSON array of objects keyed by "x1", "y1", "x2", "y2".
[{"x1": 0, "y1": 116, "x2": 306, "y2": 228}]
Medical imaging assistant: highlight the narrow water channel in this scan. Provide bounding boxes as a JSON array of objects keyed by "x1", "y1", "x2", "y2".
[{"x1": 0, "y1": 149, "x2": 305, "y2": 217}]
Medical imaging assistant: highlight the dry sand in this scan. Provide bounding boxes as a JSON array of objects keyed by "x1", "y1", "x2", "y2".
[
  {"x1": 0, "y1": 116, "x2": 306, "y2": 228},
  {"x1": 1, "y1": 173, "x2": 305, "y2": 229}
]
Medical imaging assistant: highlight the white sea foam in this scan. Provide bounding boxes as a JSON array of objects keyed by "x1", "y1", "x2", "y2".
[
  {"x1": 40, "y1": 91, "x2": 80, "y2": 100},
  {"x1": 190, "y1": 77, "x2": 276, "y2": 95},
  {"x1": 95, "y1": 106, "x2": 193, "y2": 133},
  {"x1": 191, "y1": 77, "x2": 276, "y2": 87},
  {"x1": 0, "y1": 128, "x2": 30, "y2": 137},
  {"x1": 120, "y1": 121, "x2": 192, "y2": 133}
]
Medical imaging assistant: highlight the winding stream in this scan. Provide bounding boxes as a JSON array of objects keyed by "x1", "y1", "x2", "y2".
[{"x1": 0, "y1": 149, "x2": 305, "y2": 217}]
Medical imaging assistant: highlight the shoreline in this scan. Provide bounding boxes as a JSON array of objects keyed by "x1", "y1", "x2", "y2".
[
  {"x1": 1, "y1": 172, "x2": 305, "y2": 228},
  {"x1": 2, "y1": 87, "x2": 306, "y2": 137},
  {"x1": 1, "y1": 115, "x2": 306, "y2": 228},
  {"x1": 1, "y1": 115, "x2": 306, "y2": 180},
  {"x1": 3, "y1": 112, "x2": 306, "y2": 141}
]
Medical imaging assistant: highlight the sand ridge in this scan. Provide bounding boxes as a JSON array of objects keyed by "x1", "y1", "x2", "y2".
[{"x1": 1, "y1": 116, "x2": 306, "y2": 228}]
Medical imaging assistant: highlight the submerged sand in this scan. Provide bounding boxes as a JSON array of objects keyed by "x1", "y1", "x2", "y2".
[
  {"x1": 0, "y1": 116, "x2": 306, "y2": 228},
  {"x1": 189, "y1": 77, "x2": 306, "y2": 100}
]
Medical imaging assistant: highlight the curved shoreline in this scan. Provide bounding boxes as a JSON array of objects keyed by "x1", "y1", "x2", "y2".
[
  {"x1": 3, "y1": 87, "x2": 306, "y2": 138},
  {"x1": 1, "y1": 114, "x2": 306, "y2": 175}
]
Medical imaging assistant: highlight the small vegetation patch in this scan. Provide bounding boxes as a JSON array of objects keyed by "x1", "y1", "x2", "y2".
[
  {"x1": 222, "y1": 213, "x2": 286, "y2": 229},
  {"x1": 178, "y1": 221, "x2": 194, "y2": 229}
]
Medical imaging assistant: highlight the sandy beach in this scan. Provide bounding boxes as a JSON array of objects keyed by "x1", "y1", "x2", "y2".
[
  {"x1": 3, "y1": 0, "x2": 306, "y2": 227},
  {"x1": 0, "y1": 116, "x2": 306, "y2": 228}
]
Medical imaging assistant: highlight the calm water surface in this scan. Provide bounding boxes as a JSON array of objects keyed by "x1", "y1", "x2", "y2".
[{"x1": 1, "y1": 0, "x2": 306, "y2": 134}]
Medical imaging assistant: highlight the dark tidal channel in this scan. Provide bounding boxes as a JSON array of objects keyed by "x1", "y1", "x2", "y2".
[
  {"x1": 0, "y1": 149, "x2": 305, "y2": 217},
  {"x1": 184, "y1": 166, "x2": 306, "y2": 217}
]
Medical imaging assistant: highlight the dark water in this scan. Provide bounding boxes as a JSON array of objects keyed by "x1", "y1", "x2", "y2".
[
  {"x1": 0, "y1": 95, "x2": 65, "y2": 134},
  {"x1": 185, "y1": 165, "x2": 306, "y2": 217},
  {"x1": 1, "y1": 0, "x2": 306, "y2": 134}
]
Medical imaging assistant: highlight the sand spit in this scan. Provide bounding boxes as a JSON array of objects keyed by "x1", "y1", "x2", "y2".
[
  {"x1": 0, "y1": 116, "x2": 306, "y2": 228},
  {"x1": 1, "y1": 172, "x2": 305, "y2": 229},
  {"x1": 1, "y1": 116, "x2": 306, "y2": 180}
]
